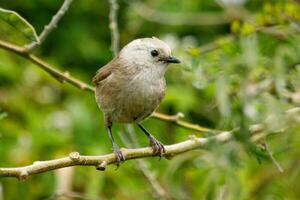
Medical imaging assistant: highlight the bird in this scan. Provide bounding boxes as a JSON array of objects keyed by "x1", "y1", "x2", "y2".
[{"x1": 92, "y1": 37, "x2": 180, "y2": 165}]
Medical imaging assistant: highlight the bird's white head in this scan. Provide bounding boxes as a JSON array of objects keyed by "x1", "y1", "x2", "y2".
[{"x1": 119, "y1": 37, "x2": 180, "y2": 70}]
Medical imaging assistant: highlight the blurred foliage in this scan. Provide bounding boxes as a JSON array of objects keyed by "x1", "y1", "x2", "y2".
[{"x1": 1, "y1": 0, "x2": 300, "y2": 199}]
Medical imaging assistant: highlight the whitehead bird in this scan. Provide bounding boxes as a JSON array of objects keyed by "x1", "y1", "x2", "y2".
[{"x1": 92, "y1": 37, "x2": 180, "y2": 165}]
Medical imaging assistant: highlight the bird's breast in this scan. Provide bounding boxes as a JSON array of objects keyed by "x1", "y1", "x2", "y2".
[
  {"x1": 114, "y1": 71, "x2": 166, "y2": 122},
  {"x1": 96, "y1": 66, "x2": 167, "y2": 123},
  {"x1": 127, "y1": 72, "x2": 165, "y2": 102}
]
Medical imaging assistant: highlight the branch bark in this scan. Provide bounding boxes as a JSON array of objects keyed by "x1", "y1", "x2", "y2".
[
  {"x1": 108, "y1": 0, "x2": 119, "y2": 56},
  {"x1": 0, "y1": 131, "x2": 233, "y2": 179},
  {"x1": 1, "y1": 106, "x2": 296, "y2": 179},
  {"x1": 151, "y1": 112, "x2": 217, "y2": 133}
]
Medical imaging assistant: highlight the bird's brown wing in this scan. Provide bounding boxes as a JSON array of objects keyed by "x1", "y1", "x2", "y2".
[
  {"x1": 92, "y1": 58, "x2": 118, "y2": 86},
  {"x1": 92, "y1": 68, "x2": 111, "y2": 86},
  {"x1": 92, "y1": 57, "x2": 139, "y2": 86}
]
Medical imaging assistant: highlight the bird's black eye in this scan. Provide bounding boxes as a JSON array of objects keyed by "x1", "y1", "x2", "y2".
[{"x1": 151, "y1": 50, "x2": 159, "y2": 57}]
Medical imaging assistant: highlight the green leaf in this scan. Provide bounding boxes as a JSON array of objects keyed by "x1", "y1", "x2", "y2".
[{"x1": 0, "y1": 7, "x2": 39, "y2": 42}]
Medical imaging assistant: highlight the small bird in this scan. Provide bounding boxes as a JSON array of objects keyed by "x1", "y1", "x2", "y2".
[{"x1": 93, "y1": 37, "x2": 180, "y2": 165}]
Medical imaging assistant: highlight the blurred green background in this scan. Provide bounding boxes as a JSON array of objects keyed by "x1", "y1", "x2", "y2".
[{"x1": 1, "y1": 0, "x2": 300, "y2": 199}]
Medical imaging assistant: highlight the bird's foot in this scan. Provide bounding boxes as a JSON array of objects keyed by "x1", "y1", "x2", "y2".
[
  {"x1": 112, "y1": 145, "x2": 125, "y2": 168},
  {"x1": 149, "y1": 137, "x2": 165, "y2": 157}
]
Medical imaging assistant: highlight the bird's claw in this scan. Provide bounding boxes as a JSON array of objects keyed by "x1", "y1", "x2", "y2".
[
  {"x1": 149, "y1": 137, "x2": 165, "y2": 157},
  {"x1": 113, "y1": 146, "x2": 125, "y2": 168}
]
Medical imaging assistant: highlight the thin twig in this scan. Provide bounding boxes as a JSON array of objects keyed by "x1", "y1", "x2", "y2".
[
  {"x1": 191, "y1": 25, "x2": 297, "y2": 56},
  {"x1": 194, "y1": 35, "x2": 236, "y2": 55},
  {"x1": 135, "y1": 159, "x2": 170, "y2": 200},
  {"x1": 262, "y1": 142, "x2": 284, "y2": 173},
  {"x1": 151, "y1": 112, "x2": 217, "y2": 133},
  {"x1": 120, "y1": 125, "x2": 170, "y2": 200},
  {"x1": 129, "y1": 2, "x2": 250, "y2": 26},
  {"x1": 108, "y1": 0, "x2": 119, "y2": 56},
  {"x1": 25, "y1": 0, "x2": 74, "y2": 52}
]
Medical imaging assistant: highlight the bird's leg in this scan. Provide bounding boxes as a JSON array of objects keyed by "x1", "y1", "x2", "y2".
[
  {"x1": 137, "y1": 123, "x2": 165, "y2": 156},
  {"x1": 105, "y1": 124, "x2": 125, "y2": 166}
]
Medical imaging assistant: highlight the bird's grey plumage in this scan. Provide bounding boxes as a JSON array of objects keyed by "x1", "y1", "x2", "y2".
[{"x1": 93, "y1": 38, "x2": 172, "y2": 124}]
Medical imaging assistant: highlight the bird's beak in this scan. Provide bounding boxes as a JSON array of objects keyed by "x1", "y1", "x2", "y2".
[{"x1": 164, "y1": 56, "x2": 181, "y2": 64}]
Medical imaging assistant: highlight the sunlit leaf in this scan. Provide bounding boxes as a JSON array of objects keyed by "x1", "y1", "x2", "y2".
[{"x1": 0, "y1": 7, "x2": 39, "y2": 42}]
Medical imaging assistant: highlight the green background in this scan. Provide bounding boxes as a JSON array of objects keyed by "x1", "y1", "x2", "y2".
[{"x1": 1, "y1": 0, "x2": 300, "y2": 199}]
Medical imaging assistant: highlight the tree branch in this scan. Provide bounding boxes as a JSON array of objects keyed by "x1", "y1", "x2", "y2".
[
  {"x1": 0, "y1": 131, "x2": 233, "y2": 179},
  {"x1": 25, "y1": 0, "x2": 74, "y2": 52},
  {"x1": 2, "y1": 106, "x2": 297, "y2": 179}
]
